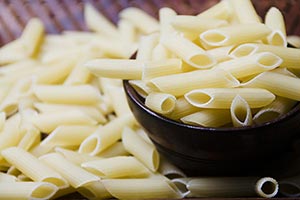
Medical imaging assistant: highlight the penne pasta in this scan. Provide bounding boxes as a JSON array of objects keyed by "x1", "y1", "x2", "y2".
[
  {"x1": 214, "y1": 52, "x2": 282, "y2": 79},
  {"x1": 171, "y1": 16, "x2": 228, "y2": 40},
  {"x1": 78, "y1": 180, "x2": 112, "y2": 200},
  {"x1": 197, "y1": 0, "x2": 230, "y2": 20},
  {"x1": 82, "y1": 156, "x2": 150, "y2": 178},
  {"x1": 200, "y1": 23, "x2": 271, "y2": 47},
  {"x1": 287, "y1": 35, "x2": 300, "y2": 48},
  {"x1": 253, "y1": 96, "x2": 297, "y2": 124},
  {"x1": 0, "y1": 39, "x2": 28, "y2": 64},
  {"x1": 185, "y1": 88, "x2": 275, "y2": 108},
  {"x1": 122, "y1": 127, "x2": 159, "y2": 171},
  {"x1": 159, "y1": 156, "x2": 186, "y2": 179},
  {"x1": 119, "y1": 7, "x2": 159, "y2": 34},
  {"x1": 2, "y1": 147, "x2": 68, "y2": 189},
  {"x1": 242, "y1": 72, "x2": 300, "y2": 101},
  {"x1": 32, "y1": 110, "x2": 98, "y2": 134},
  {"x1": 96, "y1": 141, "x2": 129, "y2": 158},
  {"x1": 152, "y1": 43, "x2": 172, "y2": 61},
  {"x1": 228, "y1": 0, "x2": 261, "y2": 23},
  {"x1": 106, "y1": 85, "x2": 131, "y2": 117},
  {"x1": 79, "y1": 114, "x2": 136, "y2": 155},
  {"x1": 159, "y1": 7, "x2": 177, "y2": 41},
  {"x1": 0, "y1": 172, "x2": 17, "y2": 182},
  {"x1": 17, "y1": 126, "x2": 40, "y2": 151},
  {"x1": 129, "y1": 80, "x2": 155, "y2": 98},
  {"x1": 279, "y1": 175, "x2": 300, "y2": 197},
  {"x1": 118, "y1": 19, "x2": 137, "y2": 44},
  {"x1": 0, "y1": 182, "x2": 58, "y2": 200},
  {"x1": 206, "y1": 45, "x2": 235, "y2": 62},
  {"x1": 136, "y1": 33, "x2": 160, "y2": 61},
  {"x1": 165, "y1": 97, "x2": 201, "y2": 120},
  {"x1": 149, "y1": 69, "x2": 239, "y2": 97},
  {"x1": 230, "y1": 43, "x2": 300, "y2": 68},
  {"x1": 84, "y1": 4, "x2": 119, "y2": 38},
  {"x1": 265, "y1": 7, "x2": 287, "y2": 46},
  {"x1": 85, "y1": 59, "x2": 143, "y2": 80},
  {"x1": 0, "y1": 112, "x2": 6, "y2": 132},
  {"x1": 102, "y1": 178, "x2": 182, "y2": 199},
  {"x1": 40, "y1": 153, "x2": 100, "y2": 188},
  {"x1": 162, "y1": 33, "x2": 216, "y2": 69},
  {"x1": 181, "y1": 109, "x2": 231, "y2": 127},
  {"x1": 230, "y1": 95, "x2": 253, "y2": 127},
  {"x1": 145, "y1": 92, "x2": 176, "y2": 114},
  {"x1": 142, "y1": 59, "x2": 182, "y2": 80}
]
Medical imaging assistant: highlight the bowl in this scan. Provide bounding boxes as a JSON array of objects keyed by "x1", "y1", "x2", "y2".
[{"x1": 124, "y1": 80, "x2": 300, "y2": 176}]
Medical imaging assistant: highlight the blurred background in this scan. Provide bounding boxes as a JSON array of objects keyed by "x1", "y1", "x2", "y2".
[{"x1": 0, "y1": 0, "x2": 299, "y2": 45}]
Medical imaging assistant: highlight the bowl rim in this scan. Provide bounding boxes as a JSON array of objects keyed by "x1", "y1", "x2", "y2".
[{"x1": 123, "y1": 80, "x2": 300, "y2": 133}]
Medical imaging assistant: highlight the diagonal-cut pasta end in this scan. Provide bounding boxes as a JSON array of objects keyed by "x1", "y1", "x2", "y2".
[
  {"x1": 200, "y1": 30, "x2": 228, "y2": 47},
  {"x1": 255, "y1": 177, "x2": 279, "y2": 198},
  {"x1": 256, "y1": 52, "x2": 282, "y2": 69},
  {"x1": 229, "y1": 43, "x2": 258, "y2": 58},
  {"x1": 30, "y1": 182, "x2": 58, "y2": 200},
  {"x1": 188, "y1": 53, "x2": 216, "y2": 69},
  {"x1": 267, "y1": 30, "x2": 287, "y2": 47},
  {"x1": 79, "y1": 134, "x2": 102, "y2": 156},
  {"x1": 42, "y1": 177, "x2": 69, "y2": 189},
  {"x1": 184, "y1": 90, "x2": 213, "y2": 108}
]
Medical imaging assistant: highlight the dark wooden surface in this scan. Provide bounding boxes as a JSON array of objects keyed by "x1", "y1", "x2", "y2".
[{"x1": 1, "y1": 0, "x2": 300, "y2": 199}]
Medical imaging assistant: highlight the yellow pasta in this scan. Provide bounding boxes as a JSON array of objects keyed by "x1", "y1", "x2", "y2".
[
  {"x1": 82, "y1": 156, "x2": 150, "y2": 178},
  {"x1": 2, "y1": 147, "x2": 68, "y2": 189},
  {"x1": 228, "y1": 0, "x2": 261, "y2": 23},
  {"x1": 39, "y1": 153, "x2": 100, "y2": 188},
  {"x1": 230, "y1": 95, "x2": 253, "y2": 127},
  {"x1": 106, "y1": 85, "x2": 131, "y2": 117},
  {"x1": 33, "y1": 84, "x2": 102, "y2": 105},
  {"x1": 85, "y1": 58, "x2": 143, "y2": 80},
  {"x1": 162, "y1": 33, "x2": 216, "y2": 69},
  {"x1": 287, "y1": 35, "x2": 300, "y2": 48},
  {"x1": 122, "y1": 127, "x2": 159, "y2": 171},
  {"x1": 206, "y1": 45, "x2": 235, "y2": 62},
  {"x1": 200, "y1": 23, "x2": 270, "y2": 47},
  {"x1": 136, "y1": 33, "x2": 160, "y2": 61},
  {"x1": 165, "y1": 97, "x2": 201, "y2": 120},
  {"x1": 214, "y1": 52, "x2": 282, "y2": 79},
  {"x1": 96, "y1": 141, "x2": 129, "y2": 158},
  {"x1": 181, "y1": 109, "x2": 231, "y2": 127},
  {"x1": 242, "y1": 72, "x2": 300, "y2": 101},
  {"x1": 128, "y1": 80, "x2": 155, "y2": 98},
  {"x1": 79, "y1": 114, "x2": 136, "y2": 155},
  {"x1": 78, "y1": 180, "x2": 112, "y2": 200},
  {"x1": 149, "y1": 69, "x2": 239, "y2": 96},
  {"x1": 159, "y1": 7, "x2": 177, "y2": 41},
  {"x1": 17, "y1": 126, "x2": 40, "y2": 151},
  {"x1": 0, "y1": 172, "x2": 17, "y2": 182},
  {"x1": 145, "y1": 92, "x2": 176, "y2": 114},
  {"x1": 197, "y1": 0, "x2": 230, "y2": 20}
]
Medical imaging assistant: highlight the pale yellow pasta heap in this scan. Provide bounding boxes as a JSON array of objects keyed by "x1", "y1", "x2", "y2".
[
  {"x1": 0, "y1": 1, "x2": 284, "y2": 199},
  {"x1": 85, "y1": 0, "x2": 300, "y2": 128}
]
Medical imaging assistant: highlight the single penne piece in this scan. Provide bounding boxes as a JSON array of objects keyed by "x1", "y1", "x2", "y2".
[
  {"x1": 33, "y1": 59, "x2": 77, "y2": 84},
  {"x1": 200, "y1": 23, "x2": 271, "y2": 47},
  {"x1": 30, "y1": 143, "x2": 58, "y2": 158},
  {"x1": 78, "y1": 180, "x2": 112, "y2": 200},
  {"x1": 0, "y1": 77, "x2": 35, "y2": 116},
  {"x1": 152, "y1": 43, "x2": 172, "y2": 61},
  {"x1": 6, "y1": 166, "x2": 21, "y2": 176},
  {"x1": 230, "y1": 43, "x2": 300, "y2": 68},
  {"x1": 106, "y1": 85, "x2": 131, "y2": 117},
  {"x1": 118, "y1": 19, "x2": 136, "y2": 44},
  {"x1": 55, "y1": 147, "x2": 101, "y2": 166},
  {"x1": 98, "y1": 77, "x2": 122, "y2": 95},
  {"x1": 0, "y1": 172, "x2": 17, "y2": 182},
  {"x1": 17, "y1": 126, "x2": 40, "y2": 151},
  {"x1": 159, "y1": 7, "x2": 177, "y2": 41},
  {"x1": 85, "y1": 59, "x2": 143, "y2": 80},
  {"x1": 82, "y1": 156, "x2": 150, "y2": 178},
  {"x1": 197, "y1": 0, "x2": 230, "y2": 20},
  {"x1": 34, "y1": 103, "x2": 106, "y2": 123},
  {"x1": 279, "y1": 175, "x2": 300, "y2": 197},
  {"x1": 136, "y1": 33, "x2": 160, "y2": 61},
  {"x1": 0, "y1": 182, "x2": 58, "y2": 200},
  {"x1": 17, "y1": 174, "x2": 32, "y2": 182},
  {"x1": 228, "y1": 0, "x2": 261, "y2": 23},
  {"x1": 145, "y1": 92, "x2": 176, "y2": 114},
  {"x1": 2, "y1": 147, "x2": 68, "y2": 189},
  {"x1": 84, "y1": 4, "x2": 119, "y2": 38},
  {"x1": 173, "y1": 177, "x2": 278, "y2": 198},
  {"x1": 230, "y1": 95, "x2": 253, "y2": 127},
  {"x1": 255, "y1": 177, "x2": 279, "y2": 198},
  {"x1": 33, "y1": 84, "x2": 102, "y2": 105},
  {"x1": 287, "y1": 35, "x2": 300, "y2": 48},
  {"x1": 119, "y1": 7, "x2": 159, "y2": 34},
  {"x1": 162, "y1": 33, "x2": 216, "y2": 69},
  {"x1": 41, "y1": 125, "x2": 98, "y2": 147},
  {"x1": 0, "y1": 59, "x2": 37, "y2": 75},
  {"x1": 265, "y1": 7, "x2": 287, "y2": 46},
  {"x1": 0, "y1": 114, "x2": 21, "y2": 161},
  {"x1": 32, "y1": 110, "x2": 97, "y2": 134},
  {"x1": 102, "y1": 178, "x2": 182, "y2": 199},
  {"x1": 214, "y1": 52, "x2": 282, "y2": 79},
  {"x1": 20, "y1": 18, "x2": 45, "y2": 57},
  {"x1": 181, "y1": 109, "x2": 231, "y2": 127},
  {"x1": 0, "y1": 39, "x2": 28, "y2": 64},
  {"x1": 271, "y1": 68, "x2": 297, "y2": 77},
  {"x1": 253, "y1": 96, "x2": 297, "y2": 124},
  {"x1": 165, "y1": 97, "x2": 201, "y2": 120},
  {"x1": 39, "y1": 153, "x2": 100, "y2": 188},
  {"x1": 149, "y1": 69, "x2": 240, "y2": 97},
  {"x1": 142, "y1": 59, "x2": 182, "y2": 80},
  {"x1": 171, "y1": 16, "x2": 228, "y2": 40},
  {"x1": 50, "y1": 186, "x2": 77, "y2": 200},
  {"x1": 241, "y1": 72, "x2": 300, "y2": 101},
  {"x1": 159, "y1": 156, "x2": 186, "y2": 179},
  {"x1": 96, "y1": 141, "x2": 129, "y2": 158},
  {"x1": 129, "y1": 80, "x2": 155, "y2": 98},
  {"x1": 122, "y1": 127, "x2": 159, "y2": 171},
  {"x1": 206, "y1": 45, "x2": 235, "y2": 62},
  {"x1": 185, "y1": 88, "x2": 275, "y2": 108},
  {"x1": 79, "y1": 114, "x2": 136, "y2": 155}
]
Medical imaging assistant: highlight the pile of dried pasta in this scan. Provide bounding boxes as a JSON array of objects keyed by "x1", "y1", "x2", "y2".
[{"x1": 0, "y1": 1, "x2": 299, "y2": 199}]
